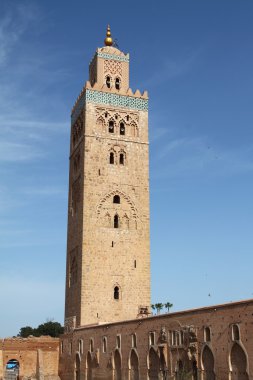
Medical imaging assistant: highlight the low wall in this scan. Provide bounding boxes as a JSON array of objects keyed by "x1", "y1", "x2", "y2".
[{"x1": 0, "y1": 336, "x2": 59, "y2": 380}]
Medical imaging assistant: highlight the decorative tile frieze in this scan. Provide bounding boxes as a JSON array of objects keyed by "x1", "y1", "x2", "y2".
[
  {"x1": 97, "y1": 52, "x2": 129, "y2": 62},
  {"x1": 86, "y1": 89, "x2": 148, "y2": 111},
  {"x1": 72, "y1": 89, "x2": 148, "y2": 125}
]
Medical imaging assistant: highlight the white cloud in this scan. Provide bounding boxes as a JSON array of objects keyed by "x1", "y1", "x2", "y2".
[{"x1": 0, "y1": 3, "x2": 38, "y2": 66}]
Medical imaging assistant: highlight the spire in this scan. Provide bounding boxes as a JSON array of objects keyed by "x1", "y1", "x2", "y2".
[{"x1": 104, "y1": 25, "x2": 113, "y2": 46}]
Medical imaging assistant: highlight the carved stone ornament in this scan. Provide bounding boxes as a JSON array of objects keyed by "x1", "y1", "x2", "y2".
[{"x1": 159, "y1": 327, "x2": 167, "y2": 343}]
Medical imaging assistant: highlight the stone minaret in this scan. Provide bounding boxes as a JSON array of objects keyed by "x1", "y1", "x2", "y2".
[{"x1": 64, "y1": 26, "x2": 150, "y2": 330}]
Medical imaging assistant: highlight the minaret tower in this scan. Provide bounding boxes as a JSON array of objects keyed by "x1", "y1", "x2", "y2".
[{"x1": 64, "y1": 26, "x2": 150, "y2": 330}]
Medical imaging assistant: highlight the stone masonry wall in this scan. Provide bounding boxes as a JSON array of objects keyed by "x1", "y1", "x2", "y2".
[
  {"x1": 59, "y1": 299, "x2": 253, "y2": 380},
  {"x1": 0, "y1": 337, "x2": 59, "y2": 380}
]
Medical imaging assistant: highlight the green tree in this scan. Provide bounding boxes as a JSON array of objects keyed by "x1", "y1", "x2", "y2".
[
  {"x1": 36, "y1": 321, "x2": 64, "y2": 337},
  {"x1": 164, "y1": 302, "x2": 173, "y2": 313},
  {"x1": 19, "y1": 326, "x2": 35, "y2": 338},
  {"x1": 18, "y1": 320, "x2": 64, "y2": 338}
]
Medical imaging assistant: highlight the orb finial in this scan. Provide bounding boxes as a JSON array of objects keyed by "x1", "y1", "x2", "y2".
[{"x1": 104, "y1": 25, "x2": 113, "y2": 46}]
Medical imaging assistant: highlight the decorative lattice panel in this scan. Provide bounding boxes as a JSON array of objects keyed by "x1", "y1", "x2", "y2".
[{"x1": 104, "y1": 60, "x2": 122, "y2": 75}]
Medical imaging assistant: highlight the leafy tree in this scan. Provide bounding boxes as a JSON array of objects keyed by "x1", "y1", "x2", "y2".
[
  {"x1": 36, "y1": 321, "x2": 64, "y2": 337},
  {"x1": 19, "y1": 326, "x2": 35, "y2": 338},
  {"x1": 18, "y1": 320, "x2": 64, "y2": 338},
  {"x1": 164, "y1": 302, "x2": 173, "y2": 313}
]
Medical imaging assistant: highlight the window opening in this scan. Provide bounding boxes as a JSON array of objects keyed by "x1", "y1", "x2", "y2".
[
  {"x1": 106, "y1": 76, "x2": 111, "y2": 88},
  {"x1": 110, "y1": 152, "x2": 114, "y2": 164},
  {"x1": 112, "y1": 241, "x2": 114, "y2": 247},
  {"x1": 116, "y1": 335, "x2": 121, "y2": 348},
  {"x1": 114, "y1": 286, "x2": 119, "y2": 300},
  {"x1": 114, "y1": 214, "x2": 119, "y2": 228},
  {"x1": 109, "y1": 121, "x2": 114, "y2": 133},
  {"x1": 98, "y1": 169, "x2": 101, "y2": 176},
  {"x1": 134, "y1": 260, "x2": 136, "y2": 268},
  {"x1": 232, "y1": 324, "x2": 240, "y2": 341},
  {"x1": 149, "y1": 332, "x2": 155, "y2": 346},
  {"x1": 78, "y1": 339, "x2": 83, "y2": 354},
  {"x1": 115, "y1": 78, "x2": 120, "y2": 90},
  {"x1": 103, "y1": 337, "x2": 107, "y2": 353},
  {"x1": 204, "y1": 327, "x2": 211, "y2": 342},
  {"x1": 132, "y1": 334, "x2": 137, "y2": 348},
  {"x1": 120, "y1": 122, "x2": 125, "y2": 135},
  {"x1": 119, "y1": 153, "x2": 124, "y2": 165},
  {"x1": 90, "y1": 339, "x2": 94, "y2": 352},
  {"x1": 105, "y1": 112, "x2": 108, "y2": 118},
  {"x1": 113, "y1": 195, "x2": 120, "y2": 204},
  {"x1": 126, "y1": 115, "x2": 129, "y2": 121}
]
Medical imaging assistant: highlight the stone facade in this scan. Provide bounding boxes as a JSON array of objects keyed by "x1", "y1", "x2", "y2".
[
  {"x1": 59, "y1": 299, "x2": 253, "y2": 380},
  {"x1": 64, "y1": 43, "x2": 151, "y2": 328},
  {"x1": 61, "y1": 32, "x2": 253, "y2": 380},
  {"x1": 0, "y1": 337, "x2": 59, "y2": 380}
]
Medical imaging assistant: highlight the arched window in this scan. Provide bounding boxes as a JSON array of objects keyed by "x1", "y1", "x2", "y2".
[
  {"x1": 109, "y1": 152, "x2": 114, "y2": 164},
  {"x1": 114, "y1": 214, "x2": 119, "y2": 228},
  {"x1": 119, "y1": 153, "x2": 124, "y2": 165},
  {"x1": 78, "y1": 339, "x2": 83, "y2": 354},
  {"x1": 109, "y1": 120, "x2": 114, "y2": 133},
  {"x1": 113, "y1": 195, "x2": 120, "y2": 204},
  {"x1": 120, "y1": 122, "x2": 125, "y2": 135},
  {"x1": 114, "y1": 286, "x2": 119, "y2": 300},
  {"x1": 232, "y1": 324, "x2": 240, "y2": 341},
  {"x1": 204, "y1": 327, "x2": 211, "y2": 342},
  {"x1": 115, "y1": 77, "x2": 120, "y2": 90},
  {"x1": 90, "y1": 338, "x2": 94, "y2": 352},
  {"x1": 149, "y1": 332, "x2": 155, "y2": 346},
  {"x1": 6, "y1": 359, "x2": 19, "y2": 371},
  {"x1": 131, "y1": 333, "x2": 137, "y2": 348},
  {"x1": 103, "y1": 337, "x2": 107, "y2": 353},
  {"x1": 116, "y1": 335, "x2": 121, "y2": 348},
  {"x1": 106, "y1": 76, "x2": 111, "y2": 88}
]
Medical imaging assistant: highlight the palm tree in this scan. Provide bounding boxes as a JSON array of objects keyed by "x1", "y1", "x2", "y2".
[
  {"x1": 151, "y1": 304, "x2": 156, "y2": 314},
  {"x1": 155, "y1": 303, "x2": 164, "y2": 315},
  {"x1": 164, "y1": 302, "x2": 173, "y2": 313}
]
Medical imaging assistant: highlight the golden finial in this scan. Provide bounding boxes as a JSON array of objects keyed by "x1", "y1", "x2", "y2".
[{"x1": 104, "y1": 25, "x2": 113, "y2": 46}]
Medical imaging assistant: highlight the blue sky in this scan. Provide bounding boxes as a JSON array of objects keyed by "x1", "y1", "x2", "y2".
[{"x1": 0, "y1": 0, "x2": 253, "y2": 337}]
